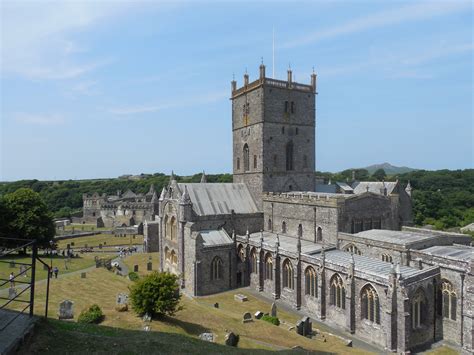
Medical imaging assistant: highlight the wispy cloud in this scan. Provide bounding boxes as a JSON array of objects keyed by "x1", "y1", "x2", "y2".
[
  {"x1": 281, "y1": 1, "x2": 471, "y2": 49},
  {"x1": 108, "y1": 91, "x2": 228, "y2": 117},
  {"x1": 14, "y1": 113, "x2": 65, "y2": 125}
]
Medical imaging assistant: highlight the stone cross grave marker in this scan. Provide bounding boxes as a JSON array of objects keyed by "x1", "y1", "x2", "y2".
[
  {"x1": 242, "y1": 312, "x2": 253, "y2": 323},
  {"x1": 271, "y1": 302, "x2": 277, "y2": 317},
  {"x1": 58, "y1": 300, "x2": 74, "y2": 320},
  {"x1": 199, "y1": 333, "x2": 215, "y2": 342}
]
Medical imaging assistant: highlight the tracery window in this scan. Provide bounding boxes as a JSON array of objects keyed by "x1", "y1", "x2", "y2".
[
  {"x1": 440, "y1": 280, "x2": 457, "y2": 321},
  {"x1": 211, "y1": 257, "x2": 223, "y2": 280},
  {"x1": 305, "y1": 267, "x2": 317, "y2": 297},
  {"x1": 243, "y1": 144, "x2": 250, "y2": 172},
  {"x1": 345, "y1": 244, "x2": 361, "y2": 255},
  {"x1": 170, "y1": 216, "x2": 177, "y2": 241},
  {"x1": 264, "y1": 253, "x2": 273, "y2": 281},
  {"x1": 282, "y1": 259, "x2": 294, "y2": 290},
  {"x1": 330, "y1": 274, "x2": 346, "y2": 309},
  {"x1": 170, "y1": 250, "x2": 177, "y2": 265},
  {"x1": 412, "y1": 288, "x2": 426, "y2": 329},
  {"x1": 381, "y1": 254, "x2": 393, "y2": 263},
  {"x1": 361, "y1": 284, "x2": 380, "y2": 324},
  {"x1": 250, "y1": 248, "x2": 257, "y2": 273}
]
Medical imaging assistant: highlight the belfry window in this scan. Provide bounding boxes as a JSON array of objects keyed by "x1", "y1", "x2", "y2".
[
  {"x1": 291, "y1": 101, "x2": 295, "y2": 113},
  {"x1": 284, "y1": 101, "x2": 289, "y2": 113},
  {"x1": 243, "y1": 144, "x2": 249, "y2": 172},
  {"x1": 286, "y1": 141, "x2": 294, "y2": 171}
]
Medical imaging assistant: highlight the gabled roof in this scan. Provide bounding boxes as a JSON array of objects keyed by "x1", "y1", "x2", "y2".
[
  {"x1": 352, "y1": 181, "x2": 398, "y2": 195},
  {"x1": 198, "y1": 229, "x2": 233, "y2": 247},
  {"x1": 315, "y1": 184, "x2": 337, "y2": 193},
  {"x1": 419, "y1": 245, "x2": 473, "y2": 262},
  {"x1": 177, "y1": 183, "x2": 260, "y2": 216},
  {"x1": 122, "y1": 189, "x2": 137, "y2": 199},
  {"x1": 336, "y1": 182, "x2": 353, "y2": 193}
]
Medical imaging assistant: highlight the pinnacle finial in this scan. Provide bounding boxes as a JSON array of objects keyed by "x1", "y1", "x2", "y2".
[
  {"x1": 261, "y1": 56, "x2": 264, "y2": 65},
  {"x1": 232, "y1": 72, "x2": 235, "y2": 81},
  {"x1": 312, "y1": 66, "x2": 315, "y2": 74}
]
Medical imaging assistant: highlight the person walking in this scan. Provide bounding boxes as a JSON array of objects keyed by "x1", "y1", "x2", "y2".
[{"x1": 53, "y1": 266, "x2": 59, "y2": 279}]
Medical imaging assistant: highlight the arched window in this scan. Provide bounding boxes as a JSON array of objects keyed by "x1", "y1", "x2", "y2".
[
  {"x1": 345, "y1": 244, "x2": 361, "y2": 255},
  {"x1": 361, "y1": 284, "x2": 380, "y2": 324},
  {"x1": 286, "y1": 141, "x2": 294, "y2": 171},
  {"x1": 316, "y1": 227, "x2": 322, "y2": 242},
  {"x1": 282, "y1": 221, "x2": 287, "y2": 234},
  {"x1": 237, "y1": 158, "x2": 240, "y2": 170},
  {"x1": 170, "y1": 216, "x2": 176, "y2": 241},
  {"x1": 330, "y1": 274, "x2": 346, "y2": 309},
  {"x1": 164, "y1": 247, "x2": 170, "y2": 262},
  {"x1": 211, "y1": 257, "x2": 223, "y2": 280},
  {"x1": 237, "y1": 244, "x2": 245, "y2": 262},
  {"x1": 412, "y1": 288, "x2": 426, "y2": 329},
  {"x1": 440, "y1": 280, "x2": 457, "y2": 321},
  {"x1": 164, "y1": 215, "x2": 169, "y2": 239},
  {"x1": 382, "y1": 254, "x2": 393, "y2": 263},
  {"x1": 243, "y1": 144, "x2": 250, "y2": 172},
  {"x1": 264, "y1": 253, "x2": 273, "y2": 281},
  {"x1": 298, "y1": 224, "x2": 303, "y2": 238},
  {"x1": 170, "y1": 250, "x2": 177, "y2": 265},
  {"x1": 268, "y1": 218, "x2": 272, "y2": 231},
  {"x1": 250, "y1": 248, "x2": 257, "y2": 274},
  {"x1": 282, "y1": 259, "x2": 294, "y2": 290},
  {"x1": 305, "y1": 267, "x2": 317, "y2": 297},
  {"x1": 253, "y1": 155, "x2": 257, "y2": 169}
]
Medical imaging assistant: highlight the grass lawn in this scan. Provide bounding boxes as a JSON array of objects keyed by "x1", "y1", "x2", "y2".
[
  {"x1": 425, "y1": 346, "x2": 460, "y2": 355},
  {"x1": 121, "y1": 252, "x2": 160, "y2": 275},
  {"x1": 61, "y1": 224, "x2": 109, "y2": 232},
  {"x1": 55, "y1": 234, "x2": 144, "y2": 249},
  {"x1": 16, "y1": 259, "x2": 369, "y2": 354}
]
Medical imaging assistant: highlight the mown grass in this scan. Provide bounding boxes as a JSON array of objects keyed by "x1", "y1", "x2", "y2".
[{"x1": 55, "y1": 233, "x2": 143, "y2": 249}]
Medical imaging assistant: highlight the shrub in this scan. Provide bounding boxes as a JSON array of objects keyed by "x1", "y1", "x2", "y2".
[
  {"x1": 130, "y1": 272, "x2": 182, "y2": 318},
  {"x1": 128, "y1": 272, "x2": 139, "y2": 281},
  {"x1": 78, "y1": 304, "x2": 104, "y2": 324},
  {"x1": 261, "y1": 315, "x2": 280, "y2": 326}
]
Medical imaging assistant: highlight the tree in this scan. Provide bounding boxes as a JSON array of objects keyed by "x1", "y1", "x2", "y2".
[
  {"x1": 2, "y1": 188, "x2": 55, "y2": 249},
  {"x1": 372, "y1": 168, "x2": 387, "y2": 181},
  {"x1": 130, "y1": 272, "x2": 182, "y2": 318}
]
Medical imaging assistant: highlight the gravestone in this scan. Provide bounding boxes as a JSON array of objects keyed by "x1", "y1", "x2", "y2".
[
  {"x1": 71, "y1": 242, "x2": 75, "y2": 246},
  {"x1": 199, "y1": 333, "x2": 215, "y2": 342},
  {"x1": 234, "y1": 294, "x2": 248, "y2": 302},
  {"x1": 142, "y1": 313, "x2": 152, "y2": 323},
  {"x1": 116, "y1": 293, "x2": 129, "y2": 312},
  {"x1": 271, "y1": 302, "x2": 277, "y2": 317},
  {"x1": 8, "y1": 288, "x2": 17, "y2": 300},
  {"x1": 242, "y1": 312, "x2": 253, "y2": 323},
  {"x1": 225, "y1": 332, "x2": 239, "y2": 347},
  {"x1": 81, "y1": 272, "x2": 86, "y2": 278},
  {"x1": 296, "y1": 316, "x2": 312, "y2": 336},
  {"x1": 58, "y1": 300, "x2": 74, "y2": 320},
  {"x1": 134, "y1": 265, "x2": 139, "y2": 272},
  {"x1": 214, "y1": 303, "x2": 219, "y2": 308},
  {"x1": 147, "y1": 262, "x2": 152, "y2": 271},
  {"x1": 254, "y1": 311, "x2": 263, "y2": 319}
]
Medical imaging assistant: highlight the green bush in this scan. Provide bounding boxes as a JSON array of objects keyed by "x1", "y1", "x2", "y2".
[
  {"x1": 130, "y1": 272, "x2": 182, "y2": 318},
  {"x1": 261, "y1": 315, "x2": 280, "y2": 326},
  {"x1": 128, "y1": 272, "x2": 139, "y2": 281},
  {"x1": 78, "y1": 304, "x2": 104, "y2": 324}
]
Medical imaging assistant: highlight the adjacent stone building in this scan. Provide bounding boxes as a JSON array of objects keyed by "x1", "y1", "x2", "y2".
[{"x1": 153, "y1": 64, "x2": 473, "y2": 353}]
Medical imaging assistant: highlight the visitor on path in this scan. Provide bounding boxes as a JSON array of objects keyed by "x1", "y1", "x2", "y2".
[
  {"x1": 53, "y1": 266, "x2": 59, "y2": 278},
  {"x1": 9, "y1": 272, "x2": 15, "y2": 287}
]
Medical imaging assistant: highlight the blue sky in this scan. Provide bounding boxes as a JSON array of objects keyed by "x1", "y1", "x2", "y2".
[{"x1": 1, "y1": 0, "x2": 472, "y2": 181}]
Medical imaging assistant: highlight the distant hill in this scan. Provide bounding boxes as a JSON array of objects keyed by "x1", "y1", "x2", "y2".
[{"x1": 362, "y1": 163, "x2": 417, "y2": 175}]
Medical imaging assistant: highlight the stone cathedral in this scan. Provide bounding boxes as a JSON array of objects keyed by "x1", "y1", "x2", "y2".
[{"x1": 148, "y1": 63, "x2": 474, "y2": 354}]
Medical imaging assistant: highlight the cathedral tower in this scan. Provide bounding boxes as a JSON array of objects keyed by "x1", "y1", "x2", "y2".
[{"x1": 231, "y1": 63, "x2": 317, "y2": 207}]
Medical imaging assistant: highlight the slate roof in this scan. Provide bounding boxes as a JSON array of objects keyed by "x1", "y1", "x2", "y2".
[
  {"x1": 178, "y1": 183, "x2": 259, "y2": 216},
  {"x1": 315, "y1": 184, "x2": 337, "y2": 193},
  {"x1": 352, "y1": 229, "x2": 438, "y2": 246},
  {"x1": 336, "y1": 182, "x2": 354, "y2": 193},
  {"x1": 199, "y1": 229, "x2": 233, "y2": 247},
  {"x1": 352, "y1": 181, "x2": 398, "y2": 195},
  {"x1": 247, "y1": 232, "x2": 323, "y2": 255},
  {"x1": 324, "y1": 250, "x2": 421, "y2": 279},
  {"x1": 419, "y1": 245, "x2": 473, "y2": 262}
]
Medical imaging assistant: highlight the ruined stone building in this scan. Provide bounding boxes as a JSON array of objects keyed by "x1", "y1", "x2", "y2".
[
  {"x1": 82, "y1": 185, "x2": 158, "y2": 229},
  {"x1": 150, "y1": 64, "x2": 473, "y2": 353}
]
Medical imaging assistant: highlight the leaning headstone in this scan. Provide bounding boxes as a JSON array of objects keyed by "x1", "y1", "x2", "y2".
[
  {"x1": 214, "y1": 303, "x2": 219, "y2": 308},
  {"x1": 199, "y1": 333, "x2": 215, "y2": 342},
  {"x1": 234, "y1": 294, "x2": 248, "y2": 302},
  {"x1": 8, "y1": 288, "x2": 17, "y2": 300},
  {"x1": 134, "y1": 265, "x2": 139, "y2": 272},
  {"x1": 296, "y1": 316, "x2": 312, "y2": 336},
  {"x1": 242, "y1": 312, "x2": 253, "y2": 323},
  {"x1": 58, "y1": 300, "x2": 74, "y2": 320},
  {"x1": 225, "y1": 332, "x2": 239, "y2": 347},
  {"x1": 147, "y1": 262, "x2": 152, "y2": 271},
  {"x1": 81, "y1": 272, "x2": 86, "y2": 278},
  {"x1": 296, "y1": 320, "x2": 305, "y2": 336},
  {"x1": 271, "y1": 302, "x2": 277, "y2": 317},
  {"x1": 254, "y1": 311, "x2": 264, "y2": 319}
]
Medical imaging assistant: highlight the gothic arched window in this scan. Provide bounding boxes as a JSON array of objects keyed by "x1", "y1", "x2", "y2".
[
  {"x1": 211, "y1": 257, "x2": 223, "y2": 280},
  {"x1": 237, "y1": 244, "x2": 245, "y2": 262},
  {"x1": 250, "y1": 248, "x2": 257, "y2": 274},
  {"x1": 170, "y1": 216, "x2": 177, "y2": 241},
  {"x1": 298, "y1": 224, "x2": 303, "y2": 238},
  {"x1": 170, "y1": 250, "x2": 177, "y2": 265},
  {"x1": 243, "y1": 144, "x2": 250, "y2": 172},
  {"x1": 361, "y1": 284, "x2": 380, "y2": 324},
  {"x1": 305, "y1": 267, "x2": 317, "y2": 297},
  {"x1": 282, "y1": 221, "x2": 287, "y2": 234},
  {"x1": 164, "y1": 215, "x2": 169, "y2": 239},
  {"x1": 440, "y1": 280, "x2": 457, "y2": 321},
  {"x1": 264, "y1": 253, "x2": 273, "y2": 281},
  {"x1": 282, "y1": 259, "x2": 294, "y2": 290},
  {"x1": 330, "y1": 274, "x2": 345, "y2": 309},
  {"x1": 345, "y1": 244, "x2": 361, "y2": 255},
  {"x1": 286, "y1": 141, "x2": 294, "y2": 171},
  {"x1": 412, "y1": 288, "x2": 426, "y2": 329},
  {"x1": 316, "y1": 227, "x2": 323, "y2": 242},
  {"x1": 268, "y1": 218, "x2": 272, "y2": 231}
]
